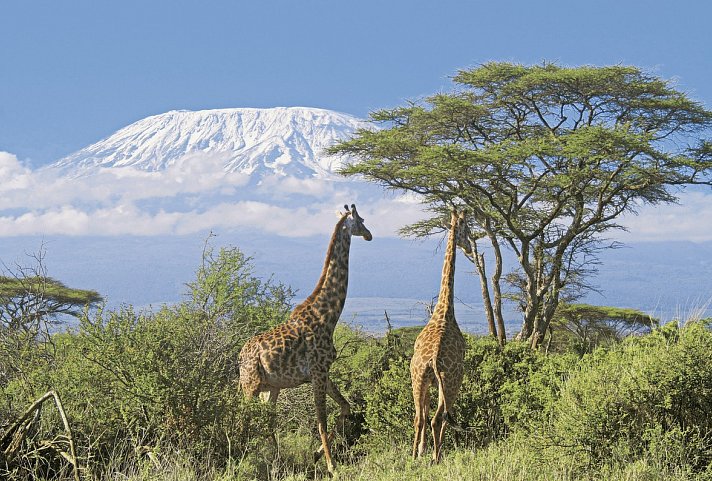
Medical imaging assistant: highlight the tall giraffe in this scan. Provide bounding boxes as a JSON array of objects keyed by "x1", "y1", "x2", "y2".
[
  {"x1": 238, "y1": 204, "x2": 372, "y2": 474},
  {"x1": 410, "y1": 210, "x2": 472, "y2": 463}
]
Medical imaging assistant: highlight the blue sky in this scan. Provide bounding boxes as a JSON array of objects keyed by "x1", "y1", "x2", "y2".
[
  {"x1": 2, "y1": 0, "x2": 711, "y2": 167},
  {"x1": 2, "y1": 1, "x2": 712, "y2": 316}
]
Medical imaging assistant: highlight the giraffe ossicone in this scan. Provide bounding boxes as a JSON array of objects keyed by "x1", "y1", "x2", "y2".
[{"x1": 238, "y1": 204, "x2": 372, "y2": 474}]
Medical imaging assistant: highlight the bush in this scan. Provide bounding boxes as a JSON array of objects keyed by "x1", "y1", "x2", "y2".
[
  {"x1": 361, "y1": 357, "x2": 414, "y2": 448},
  {"x1": 5, "y1": 242, "x2": 712, "y2": 480},
  {"x1": 456, "y1": 337, "x2": 531, "y2": 444},
  {"x1": 549, "y1": 321, "x2": 712, "y2": 472},
  {"x1": 357, "y1": 333, "x2": 575, "y2": 452},
  {"x1": 1, "y1": 245, "x2": 293, "y2": 477}
]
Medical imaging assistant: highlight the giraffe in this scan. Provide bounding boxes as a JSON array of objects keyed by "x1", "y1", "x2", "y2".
[
  {"x1": 410, "y1": 210, "x2": 472, "y2": 463},
  {"x1": 238, "y1": 204, "x2": 372, "y2": 474}
]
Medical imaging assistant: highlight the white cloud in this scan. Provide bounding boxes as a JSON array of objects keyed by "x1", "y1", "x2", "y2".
[
  {"x1": 0, "y1": 152, "x2": 251, "y2": 210},
  {"x1": 9, "y1": 148, "x2": 709, "y2": 242},
  {"x1": 0, "y1": 152, "x2": 33, "y2": 189},
  {"x1": 257, "y1": 174, "x2": 337, "y2": 198},
  {"x1": 618, "y1": 191, "x2": 712, "y2": 242},
  {"x1": 0, "y1": 151, "x2": 429, "y2": 237}
]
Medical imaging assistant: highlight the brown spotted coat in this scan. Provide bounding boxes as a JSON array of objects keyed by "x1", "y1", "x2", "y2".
[
  {"x1": 239, "y1": 205, "x2": 372, "y2": 474},
  {"x1": 410, "y1": 211, "x2": 472, "y2": 463}
]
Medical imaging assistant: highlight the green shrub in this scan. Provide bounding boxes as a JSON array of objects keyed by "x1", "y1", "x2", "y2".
[
  {"x1": 6, "y1": 242, "x2": 712, "y2": 480},
  {"x1": 549, "y1": 321, "x2": 712, "y2": 472},
  {"x1": 500, "y1": 346, "x2": 579, "y2": 432},
  {"x1": 456, "y1": 336, "x2": 529, "y2": 444},
  {"x1": 1, "y1": 245, "x2": 293, "y2": 477},
  {"x1": 361, "y1": 357, "x2": 414, "y2": 448},
  {"x1": 357, "y1": 333, "x2": 574, "y2": 452}
]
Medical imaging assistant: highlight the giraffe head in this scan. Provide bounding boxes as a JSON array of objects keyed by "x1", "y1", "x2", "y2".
[
  {"x1": 343, "y1": 204, "x2": 373, "y2": 241},
  {"x1": 451, "y1": 210, "x2": 473, "y2": 256}
]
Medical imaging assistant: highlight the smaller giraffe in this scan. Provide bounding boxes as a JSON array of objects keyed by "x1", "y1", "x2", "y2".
[
  {"x1": 239, "y1": 204, "x2": 372, "y2": 474},
  {"x1": 410, "y1": 210, "x2": 472, "y2": 463}
]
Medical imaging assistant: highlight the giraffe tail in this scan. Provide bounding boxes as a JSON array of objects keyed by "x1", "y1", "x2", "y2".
[
  {"x1": 432, "y1": 368, "x2": 469, "y2": 433},
  {"x1": 443, "y1": 412, "x2": 467, "y2": 433}
]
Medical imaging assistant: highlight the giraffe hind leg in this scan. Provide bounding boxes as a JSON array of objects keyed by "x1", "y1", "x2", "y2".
[
  {"x1": 431, "y1": 369, "x2": 450, "y2": 464},
  {"x1": 430, "y1": 396, "x2": 446, "y2": 464},
  {"x1": 411, "y1": 372, "x2": 431, "y2": 459},
  {"x1": 326, "y1": 378, "x2": 351, "y2": 430},
  {"x1": 431, "y1": 369, "x2": 460, "y2": 464},
  {"x1": 419, "y1": 401, "x2": 430, "y2": 458}
]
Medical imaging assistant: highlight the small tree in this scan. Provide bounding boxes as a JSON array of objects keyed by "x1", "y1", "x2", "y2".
[
  {"x1": 547, "y1": 303, "x2": 658, "y2": 354},
  {"x1": 0, "y1": 249, "x2": 102, "y2": 390},
  {"x1": 332, "y1": 62, "x2": 712, "y2": 348}
]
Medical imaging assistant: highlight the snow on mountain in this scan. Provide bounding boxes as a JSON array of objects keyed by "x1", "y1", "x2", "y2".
[{"x1": 51, "y1": 107, "x2": 368, "y2": 179}]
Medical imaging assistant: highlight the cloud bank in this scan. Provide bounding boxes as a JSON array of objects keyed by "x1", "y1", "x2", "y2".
[
  {"x1": 3, "y1": 151, "x2": 712, "y2": 241},
  {"x1": 0, "y1": 152, "x2": 426, "y2": 237}
]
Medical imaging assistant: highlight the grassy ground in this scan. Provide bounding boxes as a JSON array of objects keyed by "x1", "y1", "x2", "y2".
[{"x1": 95, "y1": 435, "x2": 704, "y2": 481}]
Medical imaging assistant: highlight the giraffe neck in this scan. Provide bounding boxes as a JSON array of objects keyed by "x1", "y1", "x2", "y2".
[
  {"x1": 434, "y1": 221, "x2": 457, "y2": 320},
  {"x1": 304, "y1": 216, "x2": 352, "y2": 331}
]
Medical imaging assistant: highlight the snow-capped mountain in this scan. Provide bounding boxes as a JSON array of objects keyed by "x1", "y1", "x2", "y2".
[{"x1": 51, "y1": 107, "x2": 368, "y2": 178}]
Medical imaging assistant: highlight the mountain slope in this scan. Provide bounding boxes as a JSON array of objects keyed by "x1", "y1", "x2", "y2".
[{"x1": 51, "y1": 107, "x2": 367, "y2": 178}]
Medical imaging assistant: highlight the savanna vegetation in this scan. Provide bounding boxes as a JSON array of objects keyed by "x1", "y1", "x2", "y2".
[
  {"x1": 2, "y1": 62, "x2": 712, "y2": 480},
  {"x1": 1, "y1": 244, "x2": 712, "y2": 480}
]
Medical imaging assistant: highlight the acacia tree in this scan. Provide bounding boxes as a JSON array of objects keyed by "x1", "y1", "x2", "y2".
[
  {"x1": 0, "y1": 249, "x2": 103, "y2": 389},
  {"x1": 548, "y1": 303, "x2": 658, "y2": 354},
  {"x1": 331, "y1": 62, "x2": 712, "y2": 348}
]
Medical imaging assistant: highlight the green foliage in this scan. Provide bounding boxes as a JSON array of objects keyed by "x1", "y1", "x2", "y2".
[
  {"x1": 332, "y1": 62, "x2": 712, "y2": 345},
  {"x1": 0, "y1": 276, "x2": 102, "y2": 313},
  {"x1": 500, "y1": 348, "x2": 578, "y2": 432},
  {"x1": 362, "y1": 357, "x2": 414, "y2": 447},
  {"x1": 0, "y1": 267, "x2": 103, "y2": 396},
  {"x1": 550, "y1": 321, "x2": 712, "y2": 472},
  {"x1": 358, "y1": 333, "x2": 574, "y2": 451},
  {"x1": 458, "y1": 337, "x2": 537, "y2": 443},
  {"x1": 323, "y1": 433, "x2": 704, "y2": 481},
  {"x1": 3, "y1": 241, "x2": 712, "y2": 480},
  {"x1": 185, "y1": 243, "x2": 294, "y2": 341},
  {"x1": 1, "y1": 244, "x2": 293, "y2": 476}
]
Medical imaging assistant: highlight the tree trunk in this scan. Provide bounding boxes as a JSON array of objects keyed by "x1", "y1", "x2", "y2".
[
  {"x1": 515, "y1": 241, "x2": 538, "y2": 341},
  {"x1": 471, "y1": 240, "x2": 498, "y2": 341},
  {"x1": 489, "y1": 234, "x2": 507, "y2": 346},
  {"x1": 529, "y1": 245, "x2": 566, "y2": 349}
]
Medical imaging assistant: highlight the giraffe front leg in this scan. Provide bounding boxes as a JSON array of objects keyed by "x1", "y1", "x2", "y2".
[
  {"x1": 312, "y1": 375, "x2": 335, "y2": 474},
  {"x1": 326, "y1": 378, "x2": 351, "y2": 431},
  {"x1": 315, "y1": 377, "x2": 352, "y2": 462}
]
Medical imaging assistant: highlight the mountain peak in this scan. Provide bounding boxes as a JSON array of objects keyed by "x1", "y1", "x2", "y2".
[{"x1": 51, "y1": 107, "x2": 367, "y2": 178}]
